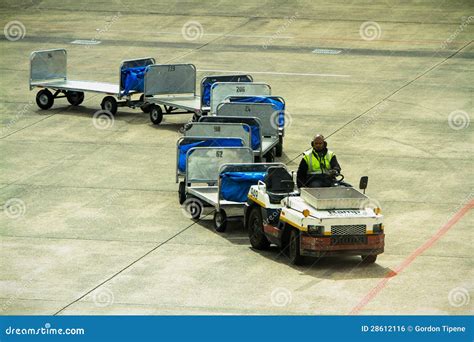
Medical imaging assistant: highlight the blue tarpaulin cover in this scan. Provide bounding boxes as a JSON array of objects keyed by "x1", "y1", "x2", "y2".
[
  {"x1": 121, "y1": 66, "x2": 147, "y2": 95},
  {"x1": 201, "y1": 80, "x2": 213, "y2": 107},
  {"x1": 230, "y1": 96, "x2": 285, "y2": 128},
  {"x1": 243, "y1": 125, "x2": 261, "y2": 150},
  {"x1": 178, "y1": 138, "x2": 243, "y2": 173},
  {"x1": 220, "y1": 171, "x2": 266, "y2": 202}
]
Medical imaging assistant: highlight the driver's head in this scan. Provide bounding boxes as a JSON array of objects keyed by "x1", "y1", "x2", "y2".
[{"x1": 312, "y1": 134, "x2": 326, "y2": 152}]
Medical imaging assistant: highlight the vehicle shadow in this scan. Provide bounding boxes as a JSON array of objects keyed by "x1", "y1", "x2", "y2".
[{"x1": 194, "y1": 216, "x2": 394, "y2": 280}]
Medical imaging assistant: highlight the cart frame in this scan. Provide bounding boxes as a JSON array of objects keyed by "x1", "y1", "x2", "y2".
[
  {"x1": 142, "y1": 63, "x2": 253, "y2": 124},
  {"x1": 29, "y1": 48, "x2": 155, "y2": 114},
  {"x1": 197, "y1": 115, "x2": 272, "y2": 161},
  {"x1": 209, "y1": 82, "x2": 271, "y2": 114}
]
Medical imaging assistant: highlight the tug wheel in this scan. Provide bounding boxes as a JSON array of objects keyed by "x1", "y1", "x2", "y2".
[
  {"x1": 248, "y1": 207, "x2": 270, "y2": 250},
  {"x1": 288, "y1": 229, "x2": 302, "y2": 265}
]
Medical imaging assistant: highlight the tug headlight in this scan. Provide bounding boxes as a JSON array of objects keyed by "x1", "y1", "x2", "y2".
[
  {"x1": 308, "y1": 225, "x2": 324, "y2": 236},
  {"x1": 374, "y1": 207, "x2": 382, "y2": 215},
  {"x1": 302, "y1": 209, "x2": 310, "y2": 217}
]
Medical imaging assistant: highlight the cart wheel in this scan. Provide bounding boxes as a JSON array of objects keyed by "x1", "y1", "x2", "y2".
[
  {"x1": 139, "y1": 94, "x2": 151, "y2": 113},
  {"x1": 192, "y1": 113, "x2": 201, "y2": 122},
  {"x1": 361, "y1": 254, "x2": 377, "y2": 264},
  {"x1": 149, "y1": 105, "x2": 163, "y2": 125},
  {"x1": 248, "y1": 206, "x2": 270, "y2": 250},
  {"x1": 66, "y1": 91, "x2": 84, "y2": 106},
  {"x1": 178, "y1": 181, "x2": 186, "y2": 205},
  {"x1": 36, "y1": 89, "x2": 54, "y2": 110},
  {"x1": 184, "y1": 198, "x2": 202, "y2": 220},
  {"x1": 288, "y1": 229, "x2": 302, "y2": 265},
  {"x1": 213, "y1": 210, "x2": 227, "y2": 232},
  {"x1": 265, "y1": 151, "x2": 275, "y2": 163},
  {"x1": 101, "y1": 96, "x2": 118, "y2": 115},
  {"x1": 275, "y1": 136, "x2": 283, "y2": 157}
]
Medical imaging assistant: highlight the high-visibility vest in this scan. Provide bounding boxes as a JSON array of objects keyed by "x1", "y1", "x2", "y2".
[{"x1": 303, "y1": 149, "x2": 334, "y2": 174}]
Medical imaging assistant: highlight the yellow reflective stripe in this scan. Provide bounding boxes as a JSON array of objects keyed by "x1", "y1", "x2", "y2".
[
  {"x1": 279, "y1": 215, "x2": 305, "y2": 231},
  {"x1": 248, "y1": 194, "x2": 266, "y2": 208}
]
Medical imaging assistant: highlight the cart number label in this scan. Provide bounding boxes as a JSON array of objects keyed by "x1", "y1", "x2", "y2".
[
  {"x1": 216, "y1": 151, "x2": 223, "y2": 158},
  {"x1": 245, "y1": 106, "x2": 251, "y2": 112},
  {"x1": 168, "y1": 65, "x2": 176, "y2": 71},
  {"x1": 214, "y1": 126, "x2": 221, "y2": 132},
  {"x1": 250, "y1": 188, "x2": 259, "y2": 198},
  {"x1": 236, "y1": 86, "x2": 246, "y2": 93}
]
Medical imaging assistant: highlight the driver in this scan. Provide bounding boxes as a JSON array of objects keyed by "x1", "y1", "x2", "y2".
[{"x1": 297, "y1": 134, "x2": 341, "y2": 188}]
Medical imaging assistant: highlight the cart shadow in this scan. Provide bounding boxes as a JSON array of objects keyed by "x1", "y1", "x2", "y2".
[
  {"x1": 43, "y1": 105, "x2": 194, "y2": 131},
  {"x1": 38, "y1": 105, "x2": 150, "y2": 125},
  {"x1": 195, "y1": 218, "x2": 394, "y2": 280},
  {"x1": 195, "y1": 216, "x2": 251, "y2": 245},
  {"x1": 149, "y1": 121, "x2": 188, "y2": 133}
]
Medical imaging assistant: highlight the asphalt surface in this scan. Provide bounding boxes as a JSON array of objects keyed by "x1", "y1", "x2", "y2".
[{"x1": 0, "y1": 0, "x2": 473, "y2": 315}]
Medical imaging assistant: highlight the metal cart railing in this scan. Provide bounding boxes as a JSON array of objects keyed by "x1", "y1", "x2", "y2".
[
  {"x1": 29, "y1": 48, "x2": 155, "y2": 114},
  {"x1": 143, "y1": 63, "x2": 252, "y2": 124}
]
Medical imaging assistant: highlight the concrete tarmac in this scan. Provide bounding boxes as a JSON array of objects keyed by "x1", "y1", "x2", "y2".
[{"x1": 0, "y1": 0, "x2": 472, "y2": 315}]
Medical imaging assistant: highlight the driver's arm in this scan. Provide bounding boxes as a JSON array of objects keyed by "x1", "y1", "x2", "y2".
[
  {"x1": 330, "y1": 155, "x2": 341, "y2": 173},
  {"x1": 296, "y1": 158, "x2": 308, "y2": 188}
]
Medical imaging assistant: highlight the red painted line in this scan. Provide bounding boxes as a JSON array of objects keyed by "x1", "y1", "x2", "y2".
[{"x1": 349, "y1": 199, "x2": 474, "y2": 315}]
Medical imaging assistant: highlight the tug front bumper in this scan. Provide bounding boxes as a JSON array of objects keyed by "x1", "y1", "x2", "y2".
[{"x1": 300, "y1": 233, "x2": 385, "y2": 257}]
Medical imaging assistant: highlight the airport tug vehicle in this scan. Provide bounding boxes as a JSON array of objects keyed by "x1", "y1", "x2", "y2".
[{"x1": 244, "y1": 167, "x2": 384, "y2": 265}]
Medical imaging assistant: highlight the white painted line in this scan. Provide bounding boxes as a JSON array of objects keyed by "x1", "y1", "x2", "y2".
[
  {"x1": 70, "y1": 39, "x2": 101, "y2": 45},
  {"x1": 197, "y1": 69, "x2": 350, "y2": 78},
  {"x1": 312, "y1": 48, "x2": 342, "y2": 55},
  {"x1": 223, "y1": 34, "x2": 294, "y2": 39},
  {"x1": 113, "y1": 30, "x2": 294, "y2": 39}
]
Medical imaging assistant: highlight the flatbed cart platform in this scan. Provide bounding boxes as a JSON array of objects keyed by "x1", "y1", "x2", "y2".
[
  {"x1": 203, "y1": 101, "x2": 283, "y2": 161},
  {"x1": 198, "y1": 115, "x2": 273, "y2": 162},
  {"x1": 176, "y1": 121, "x2": 253, "y2": 183},
  {"x1": 142, "y1": 64, "x2": 252, "y2": 124},
  {"x1": 30, "y1": 48, "x2": 155, "y2": 115},
  {"x1": 221, "y1": 96, "x2": 286, "y2": 157},
  {"x1": 181, "y1": 145, "x2": 285, "y2": 231}
]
